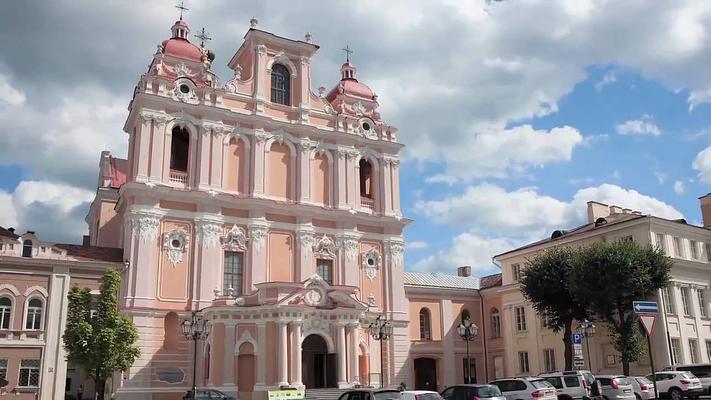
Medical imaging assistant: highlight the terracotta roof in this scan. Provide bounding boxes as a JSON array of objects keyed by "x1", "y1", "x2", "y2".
[
  {"x1": 0, "y1": 226, "x2": 19, "y2": 239},
  {"x1": 54, "y1": 244, "x2": 124, "y2": 263},
  {"x1": 403, "y1": 271, "x2": 480, "y2": 290},
  {"x1": 480, "y1": 273, "x2": 502, "y2": 289}
]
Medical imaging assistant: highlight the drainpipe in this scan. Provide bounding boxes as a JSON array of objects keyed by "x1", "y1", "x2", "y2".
[{"x1": 479, "y1": 288, "x2": 489, "y2": 381}]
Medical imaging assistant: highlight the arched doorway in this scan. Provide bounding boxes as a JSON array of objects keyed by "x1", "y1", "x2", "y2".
[
  {"x1": 302, "y1": 334, "x2": 336, "y2": 389},
  {"x1": 414, "y1": 357, "x2": 438, "y2": 391}
]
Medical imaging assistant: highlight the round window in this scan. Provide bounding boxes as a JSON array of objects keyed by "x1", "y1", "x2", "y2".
[
  {"x1": 367, "y1": 258, "x2": 375, "y2": 266},
  {"x1": 362, "y1": 122, "x2": 371, "y2": 131},
  {"x1": 179, "y1": 84, "x2": 190, "y2": 94},
  {"x1": 171, "y1": 239, "x2": 182, "y2": 248}
]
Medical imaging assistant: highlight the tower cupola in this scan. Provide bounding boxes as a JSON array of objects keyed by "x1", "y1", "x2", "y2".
[
  {"x1": 171, "y1": 20, "x2": 190, "y2": 40},
  {"x1": 341, "y1": 61, "x2": 356, "y2": 80}
]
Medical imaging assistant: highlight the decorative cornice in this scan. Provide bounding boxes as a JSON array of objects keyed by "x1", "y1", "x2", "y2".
[
  {"x1": 195, "y1": 219, "x2": 222, "y2": 248},
  {"x1": 140, "y1": 110, "x2": 170, "y2": 124},
  {"x1": 129, "y1": 211, "x2": 162, "y2": 242},
  {"x1": 248, "y1": 223, "x2": 268, "y2": 250},
  {"x1": 201, "y1": 121, "x2": 235, "y2": 136}
]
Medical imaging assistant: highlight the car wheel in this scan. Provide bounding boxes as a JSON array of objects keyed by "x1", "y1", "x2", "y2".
[{"x1": 669, "y1": 388, "x2": 682, "y2": 400}]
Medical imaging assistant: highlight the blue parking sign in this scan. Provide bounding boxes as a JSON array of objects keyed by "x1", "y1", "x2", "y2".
[{"x1": 572, "y1": 333, "x2": 582, "y2": 344}]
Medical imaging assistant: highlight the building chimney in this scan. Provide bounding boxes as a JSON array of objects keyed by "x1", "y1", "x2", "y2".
[
  {"x1": 82, "y1": 235, "x2": 90, "y2": 247},
  {"x1": 457, "y1": 266, "x2": 471, "y2": 277},
  {"x1": 7, "y1": 227, "x2": 15, "y2": 233},
  {"x1": 587, "y1": 201, "x2": 611, "y2": 223},
  {"x1": 700, "y1": 194, "x2": 711, "y2": 228},
  {"x1": 610, "y1": 205, "x2": 623, "y2": 214}
]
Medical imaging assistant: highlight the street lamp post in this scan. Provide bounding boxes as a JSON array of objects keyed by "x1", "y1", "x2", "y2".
[
  {"x1": 369, "y1": 315, "x2": 393, "y2": 388},
  {"x1": 576, "y1": 319, "x2": 596, "y2": 371},
  {"x1": 181, "y1": 311, "x2": 211, "y2": 398},
  {"x1": 457, "y1": 318, "x2": 479, "y2": 384}
]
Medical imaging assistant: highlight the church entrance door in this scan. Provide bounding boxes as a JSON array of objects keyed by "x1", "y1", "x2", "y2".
[{"x1": 302, "y1": 334, "x2": 336, "y2": 389}]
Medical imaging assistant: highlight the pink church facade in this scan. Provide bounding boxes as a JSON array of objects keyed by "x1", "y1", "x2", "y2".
[{"x1": 75, "y1": 18, "x2": 504, "y2": 400}]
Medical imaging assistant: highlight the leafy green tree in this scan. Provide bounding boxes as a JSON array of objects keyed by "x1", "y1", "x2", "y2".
[
  {"x1": 63, "y1": 269, "x2": 140, "y2": 400},
  {"x1": 571, "y1": 240, "x2": 671, "y2": 375},
  {"x1": 520, "y1": 247, "x2": 591, "y2": 370}
]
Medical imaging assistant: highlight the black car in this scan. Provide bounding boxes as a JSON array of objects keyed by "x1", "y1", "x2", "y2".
[
  {"x1": 337, "y1": 388, "x2": 403, "y2": 400},
  {"x1": 441, "y1": 384, "x2": 507, "y2": 400},
  {"x1": 183, "y1": 389, "x2": 235, "y2": 400}
]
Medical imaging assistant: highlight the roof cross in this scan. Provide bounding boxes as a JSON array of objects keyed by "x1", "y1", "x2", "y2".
[
  {"x1": 194, "y1": 28, "x2": 212, "y2": 47},
  {"x1": 175, "y1": 0, "x2": 189, "y2": 20},
  {"x1": 342, "y1": 45, "x2": 353, "y2": 63}
]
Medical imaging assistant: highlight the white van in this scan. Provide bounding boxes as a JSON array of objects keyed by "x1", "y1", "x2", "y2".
[{"x1": 663, "y1": 364, "x2": 711, "y2": 396}]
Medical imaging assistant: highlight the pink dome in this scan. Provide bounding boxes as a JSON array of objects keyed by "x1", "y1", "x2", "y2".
[
  {"x1": 340, "y1": 79, "x2": 374, "y2": 100},
  {"x1": 161, "y1": 38, "x2": 203, "y2": 62}
]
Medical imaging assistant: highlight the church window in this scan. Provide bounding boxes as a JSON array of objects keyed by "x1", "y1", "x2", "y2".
[
  {"x1": 170, "y1": 126, "x2": 190, "y2": 173},
  {"x1": 359, "y1": 159, "x2": 373, "y2": 198},
  {"x1": 419, "y1": 308, "x2": 432, "y2": 340},
  {"x1": 179, "y1": 84, "x2": 190, "y2": 94},
  {"x1": 270, "y1": 64, "x2": 290, "y2": 105},
  {"x1": 316, "y1": 259, "x2": 333, "y2": 285},
  {"x1": 224, "y1": 251, "x2": 244, "y2": 296},
  {"x1": 25, "y1": 298, "x2": 43, "y2": 330},
  {"x1": 22, "y1": 240, "x2": 32, "y2": 258}
]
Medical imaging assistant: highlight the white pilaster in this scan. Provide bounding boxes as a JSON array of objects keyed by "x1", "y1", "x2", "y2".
[
  {"x1": 255, "y1": 322, "x2": 267, "y2": 390},
  {"x1": 198, "y1": 126, "x2": 212, "y2": 190},
  {"x1": 349, "y1": 324, "x2": 360, "y2": 385},
  {"x1": 210, "y1": 131, "x2": 223, "y2": 189},
  {"x1": 277, "y1": 321, "x2": 289, "y2": 387},
  {"x1": 40, "y1": 271, "x2": 71, "y2": 400},
  {"x1": 223, "y1": 324, "x2": 236, "y2": 389},
  {"x1": 291, "y1": 321, "x2": 303, "y2": 387},
  {"x1": 149, "y1": 120, "x2": 166, "y2": 182},
  {"x1": 337, "y1": 323, "x2": 348, "y2": 388}
]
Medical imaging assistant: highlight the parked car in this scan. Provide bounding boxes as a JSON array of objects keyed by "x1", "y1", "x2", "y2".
[
  {"x1": 629, "y1": 376, "x2": 656, "y2": 400},
  {"x1": 401, "y1": 391, "x2": 444, "y2": 400},
  {"x1": 441, "y1": 384, "x2": 507, "y2": 400},
  {"x1": 490, "y1": 377, "x2": 558, "y2": 400},
  {"x1": 338, "y1": 389, "x2": 403, "y2": 400},
  {"x1": 539, "y1": 371, "x2": 596, "y2": 400},
  {"x1": 664, "y1": 363, "x2": 711, "y2": 396},
  {"x1": 183, "y1": 389, "x2": 235, "y2": 400},
  {"x1": 595, "y1": 375, "x2": 635, "y2": 400},
  {"x1": 646, "y1": 371, "x2": 703, "y2": 400}
]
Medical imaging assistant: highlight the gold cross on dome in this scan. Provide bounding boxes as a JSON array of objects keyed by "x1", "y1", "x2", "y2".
[
  {"x1": 175, "y1": 0, "x2": 189, "y2": 20},
  {"x1": 342, "y1": 45, "x2": 353, "y2": 63},
  {"x1": 194, "y1": 28, "x2": 212, "y2": 47}
]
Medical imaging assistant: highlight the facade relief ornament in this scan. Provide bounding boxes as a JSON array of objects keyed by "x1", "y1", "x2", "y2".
[
  {"x1": 352, "y1": 101, "x2": 366, "y2": 116},
  {"x1": 173, "y1": 62, "x2": 190, "y2": 78},
  {"x1": 255, "y1": 44, "x2": 267, "y2": 56},
  {"x1": 313, "y1": 235, "x2": 337, "y2": 258},
  {"x1": 249, "y1": 225, "x2": 268, "y2": 250},
  {"x1": 254, "y1": 129, "x2": 268, "y2": 143},
  {"x1": 223, "y1": 65, "x2": 242, "y2": 93},
  {"x1": 297, "y1": 231, "x2": 314, "y2": 255},
  {"x1": 130, "y1": 212, "x2": 161, "y2": 242},
  {"x1": 341, "y1": 238, "x2": 359, "y2": 262},
  {"x1": 361, "y1": 248, "x2": 382, "y2": 281},
  {"x1": 140, "y1": 110, "x2": 170, "y2": 125},
  {"x1": 195, "y1": 221, "x2": 221, "y2": 248},
  {"x1": 386, "y1": 240, "x2": 405, "y2": 267},
  {"x1": 201, "y1": 121, "x2": 235, "y2": 136},
  {"x1": 162, "y1": 229, "x2": 191, "y2": 266},
  {"x1": 221, "y1": 224, "x2": 249, "y2": 251}
]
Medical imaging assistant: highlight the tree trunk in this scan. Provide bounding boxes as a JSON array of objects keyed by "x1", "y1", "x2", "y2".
[
  {"x1": 563, "y1": 320, "x2": 573, "y2": 371},
  {"x1": 622, "y1": 360, "x2": 630, "y2": 376},
  {"x1": 95, "y1": 378, "x2": 106, "y2": 400}
]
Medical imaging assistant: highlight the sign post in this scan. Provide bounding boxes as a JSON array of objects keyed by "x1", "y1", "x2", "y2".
[
  {"x1": 572, "y1": 333, "x2": 584, "y2": 369},
  {"x1": 634, "y1": 301, "x2": 659, "y2": 400}
]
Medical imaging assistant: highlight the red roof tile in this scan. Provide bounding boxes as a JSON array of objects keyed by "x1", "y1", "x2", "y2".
[{"x1": 54, "y1": 244, "x2": 124, "y2": 263}]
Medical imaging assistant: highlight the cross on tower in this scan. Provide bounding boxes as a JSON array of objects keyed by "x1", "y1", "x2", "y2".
[
  {"x1": 194, "y1": 28, "x2": 212, "y2": 47},
  {"x1": 175, "y1": 0, "x2": 189, "y2": 20},
  {"x1": 342, "y1": 45, "x2": 353, "y2": 63}
]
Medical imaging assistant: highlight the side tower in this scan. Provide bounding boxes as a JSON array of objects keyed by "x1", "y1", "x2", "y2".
[{"x1": 87, "y1": 17, "x2": 410, "y2": 400}]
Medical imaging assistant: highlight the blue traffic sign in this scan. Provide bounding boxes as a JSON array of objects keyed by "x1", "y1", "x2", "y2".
[
  {"x1": 572, "y1": 333, "x2": 582, "y2": 344},
  {"x1": 633, "y1": 301, "x2": 659, "y2": 315}
]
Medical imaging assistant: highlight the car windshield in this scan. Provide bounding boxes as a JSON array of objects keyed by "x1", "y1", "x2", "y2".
[
  {"x1": 681, "y1": 372, "x2": 696, "y2": 379},
  {"x1": 531, "y1": 380, "x2": 554, "y2": 389},
  {"x1": 614, "y1": 377, "x2": 631, "y2": 386},
  {"x1": 636, "y1": 377, "x2": 653, "y2": 385},
  {"x1": 374, "y1": 391, "x2": 402, "y2": 400},
  {"x1": 583, "y1": 373, "x2": 596, "y2": 386},
  {"x1": 475, "y1": 386, "x2": 503, "y2": 397}
]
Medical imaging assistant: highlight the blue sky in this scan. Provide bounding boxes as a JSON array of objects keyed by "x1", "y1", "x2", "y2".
[{"x1": 2, "y1": 1, "x2": 711, "y2": 277}]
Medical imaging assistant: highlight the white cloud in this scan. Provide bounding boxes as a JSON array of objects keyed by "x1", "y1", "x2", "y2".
[
  {"x1": 595, "y1": 71, "x2": 617, "y2": 92},
  {"x1": 673, "y1": 180, "x2": 685, "y2": 194},
  {"x1": 0, "y1": 73, "x2": 25, "y2": 106},
  {"x1": 411, "y1": 232, "x2": 521, "y2": 275},
  {"x1": 407, "y1": 241, "x2": 429, "y2": 250},
  {"x1": 692, "y1": 146, "x2": 711, "y2": 183},
  {"x1": 0, "y1": 180, "x2": 94, "y2": 243},
  {"x1": 615, "y1": 118, "x2": 661, "y2": 136}
]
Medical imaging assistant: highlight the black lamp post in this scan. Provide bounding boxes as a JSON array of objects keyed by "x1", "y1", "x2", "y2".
[
  {"x1": 181, "y1": 311, "x2": 210, "y2": 398},
  {"x1": 368, "y1": 315, "x2": 393, "y2": 388},
  {"x1": 457, "y1": 318, "x2": 479, "y2": 384},
  {"x1": 576, "y1": 319, "x2": 596, "y2": 371}
]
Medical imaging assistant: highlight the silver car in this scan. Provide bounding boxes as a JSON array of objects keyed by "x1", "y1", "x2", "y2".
[
  {"x1": 629, "y1": 376, "x2": 656, "y2": 400},
  {"x1": 595, "y1": 375, "x2": 636, "y2": 400},
  {"x1": 490, "y1": 377, "x2": 558, "y2": 400}
]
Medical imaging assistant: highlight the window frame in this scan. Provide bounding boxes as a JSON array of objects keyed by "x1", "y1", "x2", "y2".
[
  {"x1": 512, "y1": 263, "x2": 522, "y2": 282},
  {"x1": 0, "y1": 296, "x2": 12, "y2": 330},
  {"x1": 662, "y1": 286, "x2": 674, "y2": 314},
  {"x1": 22, "y1": 239, "x2": 33, "y2": 258},
  {"x1": 169, "y1": 126, "x2": 191, "y2": 173},
  {"x1": 491, "y1": 308, "x2": 501, "y2": 338},
  {"x1": 518, "y1": 351, "x2": 530, "y2": 373},
  {"x1": 543, "y1": 348, "x2": 556, "y2": 372},
  {"x1": 670, "y1": 338, "x2": 682, "y2": 364},
  {"x1": 17, "y1": 358, "x2": 41, "y2": 387},
  {"x1": 270, "y1": 63, "x2": 291, "y2": 106},
  {"x1": 0, "y1": 358, "x2": 7, "y2": 382},
  {"x1": 223, "y1": 251, "x2": 244, "y2": 296},
  {"x1": 24, "y1": 296, "x2": 44, "y2": 331},
  {"x1": 698, "y1": 289, "x2": 708, "y2": 318},
  {"x1": 689, "y1": 339, "x2": 699, "y2": 364},
  {"x1": 419, "y1": 308, "x2": 432, "y2": 341},
  {"x1": 673, "y1": 237, "x2": 684, "y2": 258},
  {"x1": 655, "y1": 233, "x2": 666, "y2": 254},
  {"x1": 690, "y1": 240, "x2": 699, "y2": 260},
  {"x1": 515, "y1": 306, "x2": 527, "y2": 332},
  {"x1": 316, "y1": 258, "x2": 334, "y2": 286},
  {"x1": 681, "y1": 287, "x2": 692, "y2": 316}
]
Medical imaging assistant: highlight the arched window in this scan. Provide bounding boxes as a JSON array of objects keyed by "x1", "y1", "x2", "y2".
[
  {"x1": 461, "y1": 309, "x2": 471, "y2": 323},
  {"x1": 490, "y1": 308, "x2": 501, "y2": 338},
  {"x1": 22, "y1": 240, "x2": 32, "y2": 258},
  {"x1": 419, "y1": 308, "x2": 431, "y2": 340},
  {"x1": 163, "y1": 312, "x2": 180, "y2": 350},
  {"x1": 359, "y1": 159, "x2": 373, "y2": 198},
  {"x1": 25, "y1": 298, "x2": 43, "y2": 330},
  {"x1": 170, "y1": 126, "x2": 190, "y2": 173},
  {"x1": 271, "y1": 64, "x2": 290, "y2": 105},
  {"x1": 0, "y1": 297, "x2": 11, "y2": 329}
]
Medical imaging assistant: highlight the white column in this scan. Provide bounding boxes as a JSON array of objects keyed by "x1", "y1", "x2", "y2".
[
  {"x1": 277, "y1": 321, "x2": 289, "y2": 386},
  {"x1": 198, "y1": 127, "x2": 211, "y2": 190},
  {"x1": 135, "y1": 118, "x2": 153, "y2": 181},
  {"x1": 349, "y1": 324, "x2": 360, "y2": 385},
  {"x1": 40, "y1": 271, "x2": 71, "y2": 400},
  {"x1": 210, "y1": 132, "x2": 223, "y2": 189},
  {"x1": 149, "y1": 120, "x2": 166, "y2": 182},
  {"x1": 291, "y1": 321, "x2": 303, "y2": 387},
  {"x1": 255, "y1": 323, "x2": 267, "y2": 390},
  {"x1": 336, "y1": 150, "x2": 348, "y2": 209},
  {"x1": 337, "y1": 323, "x2": 348, "y2": 388},
  {"x1": 223, "y1": 324, "x2": 236, "y2": 389},
  {"x1": 252, "y1": 130, "x2": 267, "y2": 195}
]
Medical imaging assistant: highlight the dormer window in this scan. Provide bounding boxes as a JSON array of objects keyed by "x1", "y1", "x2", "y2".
[
  {"x1": 22, "y1": 240, "x2": 32, "y2": 258},
  {"x1": 270, "y1": 64, "x2": 290, "y2": 106}
]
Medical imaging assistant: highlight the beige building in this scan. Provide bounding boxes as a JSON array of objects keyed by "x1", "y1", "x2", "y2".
[{"x1": 493, "y1": 199, "x2": 711, "y2": 377}]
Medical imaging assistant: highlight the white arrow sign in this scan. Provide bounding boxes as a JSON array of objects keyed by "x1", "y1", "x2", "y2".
[{"x1": 639, "y1": 314, "x2": 656, "y2": 336}]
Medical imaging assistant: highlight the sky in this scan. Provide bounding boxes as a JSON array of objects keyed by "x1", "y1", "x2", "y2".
[{"x1": 2, "y1": 0, "x2": 711, "y2": 277}]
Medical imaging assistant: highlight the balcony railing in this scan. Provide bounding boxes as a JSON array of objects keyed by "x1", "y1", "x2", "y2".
[
  {"x1": 360, "y1": 196, "x2": 374, "y2": 210},
  {"x1": 169, "y1": 170, "x2": 188, "y2": 185}
]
